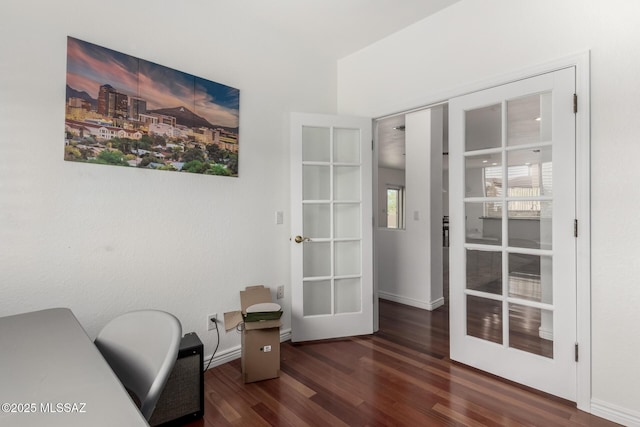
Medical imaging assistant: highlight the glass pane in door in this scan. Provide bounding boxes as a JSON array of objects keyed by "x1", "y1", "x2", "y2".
[
  {"x1": 335, "y1": 278, "x2": 361, "y2": 314},
  {"x1": 303, "y1": 165, "x2": 330, "y2": 200},
  {"x1": 303, "y1": 280, "x2": 331, "y2": 316},
  {"x1": 508, "y1": 201, "x2": 552, "y2": 249},
  {"x1": 334, "y1": 166, "x2": 360, "y2": 200},
  {"x1": 466, "y1": 249, "x2": 502, "y2": 295},
  {"x1": 303, "y1": 242, "x2": 330, "y2": 277},
  {"x1": 465, "y1": 103, "x2": 502, "y2": 151},
  {"x1": 507, "y1": 93, "x2": 552, "y2": 146},
  {"x1": 465, "y1": 152, "x2": 502, "y2": 198},
  {"x1": 334, "y1": 241, "x2": 360, "y2": 276},
  {"x1": 508, "y1": 253, "x2": 553, "y2": 304},
  {"x1": 334, "y1": 203, "x2": 360, "y2": 238},
  {"x1": 302, "y1": 126, "x2": 330, "y2": 161},
  {"x1": 333, "y1": 128, "x2": 360, "y2": 163},
  {"x1": 465, "y1": 202, "x2": 502, "y2": 245},
  {"x1": 507, "y1": 147, "x2": 552, "y2": 197},
  {"x1": 467, "y1": 295, "x2": 502, "y2": 344},
  {"x1": 303, "y1": 204, "x2": 330, "y2": 238},
  {"x1": 509, "y1": 304, "x2": 553, "y2": 358}
]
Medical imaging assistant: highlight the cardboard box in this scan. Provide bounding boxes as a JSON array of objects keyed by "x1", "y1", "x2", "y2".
[{"x1": 223, "y1": 285, "x2": 282, "y2": 383}]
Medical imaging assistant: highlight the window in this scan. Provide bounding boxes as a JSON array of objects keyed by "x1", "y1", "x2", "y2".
[{"x1": 386, "y1": 186, "x2": 405, "y2": 229}]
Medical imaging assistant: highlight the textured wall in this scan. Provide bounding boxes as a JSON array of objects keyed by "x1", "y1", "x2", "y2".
[{"x1": 0, "y1": 0, "x2": 337, "y2": 360}]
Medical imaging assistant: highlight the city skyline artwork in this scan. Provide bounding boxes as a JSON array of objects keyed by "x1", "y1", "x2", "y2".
[{"x1": 64, "y1": 36, "x2": 240, "y2": 177}]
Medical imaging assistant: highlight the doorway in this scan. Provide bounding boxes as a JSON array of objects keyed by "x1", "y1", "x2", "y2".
[
  {"x1": 374, "y1": 63, "x2": 587, "y2": 404},
  {"x1": 374, "y1": 106, "x2": 446, "y2": 314},
  {"x1": 374, "y1": 105, "x2": 448, "y2": 312}
]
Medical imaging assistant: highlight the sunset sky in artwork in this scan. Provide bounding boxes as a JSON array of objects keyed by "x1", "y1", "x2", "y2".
[{"x1": 66, "y1": 37, "x2": 239, "y2": 129}]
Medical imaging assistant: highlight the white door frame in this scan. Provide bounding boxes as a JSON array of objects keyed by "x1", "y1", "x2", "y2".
[{"x1": 372, "y1": 51, "x2": 591, "y2": 411}]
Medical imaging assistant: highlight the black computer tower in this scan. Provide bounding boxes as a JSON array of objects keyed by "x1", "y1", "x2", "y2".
[{"x1": 150, "y1": 332, "x2": 204, "y2": 426}]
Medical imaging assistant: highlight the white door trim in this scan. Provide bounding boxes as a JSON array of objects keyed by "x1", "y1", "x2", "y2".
[
  {"x1": 372, "y1": 51, "x2": 591, "y2": 411},
  {"x1": 573, "y1": 52, "x2": 592, "y2": 414}
]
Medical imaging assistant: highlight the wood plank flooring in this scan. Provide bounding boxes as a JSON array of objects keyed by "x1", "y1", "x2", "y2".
[{"x1": 184, "y1": 299, "x2": 619, "y2": 427}]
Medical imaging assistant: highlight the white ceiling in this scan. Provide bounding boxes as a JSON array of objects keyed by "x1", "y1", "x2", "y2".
[
  {"x1": 377, "y1": 115, "x2": 406, "y2": 170},
  {"x1": 376, "y1": 109, "x2": 449, "y2": 171},
  {"x1": 242, "y1": 0, "x2": 461, "y2": 60}
]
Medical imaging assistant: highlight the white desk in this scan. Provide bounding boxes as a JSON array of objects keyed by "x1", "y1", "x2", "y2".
[{"x1": 0, "y1": 308, "x2": 149, "y2": 426}]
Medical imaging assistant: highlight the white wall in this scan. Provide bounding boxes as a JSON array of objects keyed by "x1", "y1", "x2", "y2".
[
  {"x1": 0, "y1": 0, "x2": 337, "y2": 362},
  {"x1": 427, "y1": 107, "x2": 444, "y2": 306},
  {"x1": 338, "y1": 0, "x2": 640, "y2": 421},
  {"x1": 376, "y1": 108, "x2": 444, "y2": 310}
]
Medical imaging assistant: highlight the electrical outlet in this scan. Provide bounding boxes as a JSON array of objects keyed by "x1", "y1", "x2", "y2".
[
  {"x1": 207, "y1": 313, "x2": 217, "y2": 331},
  {"x1": 276, "y1": 285, "x2": 284, "y2": 300}
]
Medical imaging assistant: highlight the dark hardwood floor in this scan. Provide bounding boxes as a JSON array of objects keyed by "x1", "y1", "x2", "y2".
[{"x1": 184, "y1": 299, "x2": 619, "y2": 427}]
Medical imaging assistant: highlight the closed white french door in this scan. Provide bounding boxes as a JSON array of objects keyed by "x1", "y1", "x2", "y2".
[
  {"x1": 290, "y1": 113, "x2": 373, "y2": 342},
  {"x1": 449, "y1": 68, "x2": 577, "y2": 400}
]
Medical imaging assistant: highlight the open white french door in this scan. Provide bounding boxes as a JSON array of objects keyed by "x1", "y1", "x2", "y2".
[
  {"x1": 290, "y1": 113, "x2": 373, "y2": 342},
  {"x1": 449, "y1": 67, "x2": 577, "y2": 400}
]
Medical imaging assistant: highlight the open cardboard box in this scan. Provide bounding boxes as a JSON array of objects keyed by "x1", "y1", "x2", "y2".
[{"x1": 223, "y1": 285, "x2": 282, "y2": 383}]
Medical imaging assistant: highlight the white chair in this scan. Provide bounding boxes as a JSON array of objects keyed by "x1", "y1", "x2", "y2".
[{"x1": 95, "y1": 310, "x2": 181, "y2": 420}]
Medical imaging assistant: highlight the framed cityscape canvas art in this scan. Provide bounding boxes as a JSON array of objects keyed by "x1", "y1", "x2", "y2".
[{"x1": 64, "y1": 36, "x2": 240, "y2": 177}]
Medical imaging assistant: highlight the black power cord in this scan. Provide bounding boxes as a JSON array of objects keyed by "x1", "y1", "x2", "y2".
[{"x1": 203, "y1": 316, "x2": 220, "y2": 372}]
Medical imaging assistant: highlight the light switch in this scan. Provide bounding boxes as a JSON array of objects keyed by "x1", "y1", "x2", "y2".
[
  {"x1": 275, "y1": 211, "x2": 284, "y2": 225},
  {"x1": 413, "y1": 210, "x2": 420, "y2": 221}
]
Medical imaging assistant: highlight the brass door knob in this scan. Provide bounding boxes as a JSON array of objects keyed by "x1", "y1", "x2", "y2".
[{"x1": 293, "y1": 235, "x2": 311, "y2": 243}]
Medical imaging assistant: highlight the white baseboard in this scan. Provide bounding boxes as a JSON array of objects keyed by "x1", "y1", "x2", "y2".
[
  {"x1": 280, "y1": 328, "x2": 292, "y2": 343},
  {"x1": 204, "y1": 328, "x2": 292, "y2": 370},
  {"x1": 379, "y1": 291, "x2": 444, "y2": 311},
  {"x1": 430, "y1": 297, "x2": 445, "y2": 310},
  {"x1": 591, "y1": 398, "x2": 640, "y2": 426}
]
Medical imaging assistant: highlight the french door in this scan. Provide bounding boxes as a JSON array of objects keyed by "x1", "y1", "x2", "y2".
[
  {"x1": 290, "y1": 113, "x2": 373, "y2": 342},
  {"x1": 449, "y1": 68, "x2": 577, "y2": 400}
]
